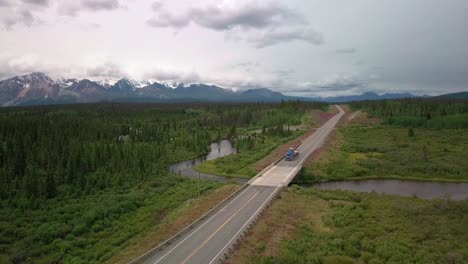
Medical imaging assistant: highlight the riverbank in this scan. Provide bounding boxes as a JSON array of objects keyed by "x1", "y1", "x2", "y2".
[
  {"x1": 298, "y1": 119, "x2": 468, "y2": 184},
  {"x1": 195, "y1": 108, "x2": 337, "y2": 179},
  {"x1": 195, "y1": 130, "x2": 307, "y2": 179},
  {"x1": 230, "y1": 186, "x2": 468, "y2": 264}
]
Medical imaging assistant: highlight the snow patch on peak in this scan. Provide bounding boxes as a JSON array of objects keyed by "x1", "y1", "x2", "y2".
[
  {"x1": 128, "y1": 79, "x2": 151, "y2": 89},
  {"x1": 96, "y1": 79, "x2": 118, "y2": 88},
  {"x1": 17, "y1": 72, "x2": 53, "y2": 83},
  {"x1": 161, "y1": 81, "x2": 180, "y2": 89},
  {"x1": 56, "y1": 78, "x2": 78, "y2": 88}
]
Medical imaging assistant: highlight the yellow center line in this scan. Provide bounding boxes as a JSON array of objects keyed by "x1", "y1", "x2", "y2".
[{"x1": 180, "y1": 189, "x2": 261, "y2": 264}]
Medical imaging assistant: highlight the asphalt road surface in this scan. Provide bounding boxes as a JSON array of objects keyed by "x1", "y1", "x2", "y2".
[{"x1": 138, "y1": 105, "x2": 345, "y2": 264}]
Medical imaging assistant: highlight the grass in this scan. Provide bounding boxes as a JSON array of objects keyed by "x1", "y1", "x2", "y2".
[
  {"x1": 195, "y1": 130, "x2": 306, "y2": 179},
  {"x1": 195, "y1": 107, "x2": 337, "y2": 179},
  {"x1": 299, "y1": 124, "x2": 468, "y2": 183},
  {"x1": 0, "y1": 177, "x2": 232, "y2": 264},
  {"x1": 0, "y1": 102, "x2": 328, "y2": 264},
  {"x1": 231, "y1": 186, "x2": 468, "y2": 264},
  {"x1": 106, "y1": 184, "x2": 239, "y2": 263}
]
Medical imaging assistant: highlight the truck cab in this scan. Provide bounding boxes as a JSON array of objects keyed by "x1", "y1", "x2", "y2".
[{"x1": 285, "y1": 147, "x2": 298, "y2": 161}]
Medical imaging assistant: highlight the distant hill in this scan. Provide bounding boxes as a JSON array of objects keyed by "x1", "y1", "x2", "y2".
[
  {"x1": 312, "y1": 92, "x2": 417, "y2": 103},
  {"x1": 0, "y1": 72, "x2": 288, "y2": 106},
  {"x1": 434, "y1": 91, "x2": 468, "y2": 99},
  {"x1": 1, "y1": 72, "x2": 464, "y2": 106}
]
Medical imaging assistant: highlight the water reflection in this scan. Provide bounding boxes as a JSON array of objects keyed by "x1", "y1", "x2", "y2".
[{"x1": 169, "y1": 140, "x2": 246, "y2": 183}]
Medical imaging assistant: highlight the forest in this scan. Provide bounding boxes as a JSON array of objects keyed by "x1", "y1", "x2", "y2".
[
  {"x1": 350, "y1": 98, "x2": 468, "y2": 128},
  {"x1": 0, "y1": 101, "x2": 326, "y2": 263}
]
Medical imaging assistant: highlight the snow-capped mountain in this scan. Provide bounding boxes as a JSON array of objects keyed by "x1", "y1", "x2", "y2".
[
  {"x1": 56, "y1": 78, "x2": 79, "y2": 88},
  {"x1": 0, "y1": 72, "x2": 423, "y2": 106},
  {"x1": 108, "y1": 78, "x2": 153, "y2": 94},
  {"x1": 96, "y1": 79, "x2": 118, "y2": 89},
  {"x1": 0, "y1": 72, "x2": 61, "y2": 106}
]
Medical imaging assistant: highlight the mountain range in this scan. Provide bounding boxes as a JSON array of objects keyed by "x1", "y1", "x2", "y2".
[
  {"x1": 0, "y1": 72, "x2": 464, "y2": 106},
  {"x1": 0, "y1": 72, "x2": 288, "y2": 106}
]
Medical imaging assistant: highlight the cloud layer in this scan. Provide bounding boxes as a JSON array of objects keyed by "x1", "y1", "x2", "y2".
[
  {"x1": 1, "y1": 0, "x2": 467, "y2": 97},
  {"x1": 58, "y1": 0, "x2": 122, "y2": 16},
  {"x1": 147, "y1": 1, "x2": 323, "y2": 48}
]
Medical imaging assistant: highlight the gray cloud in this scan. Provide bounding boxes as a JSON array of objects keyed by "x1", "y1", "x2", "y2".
[
  {"x1": 151, "y1": 1, "x2": 163, "y2": 11},
  {"x1": 1, "y1": 8, "x2": 36, "y2": 30},
  {"x1": 147, "y1": 2, "x2": 305, "y2": 30},
  {"x1": 376, "y1": 65, "x2": 468, "y2": 94},
  {"x1": 274, "y1": 69, "x2": 294, "y2": 79},
  {"x1": 144, "y1": 68, "x2": 200, "y2": 83},
  {"x1": 0, "y1": 0, "x2": 50, "y2": 30},
  {"x1": 86, "y1": 62, "x2": 126, "y2": 78},
  {"x1": 82, "y1": 0, "x2": 119, "y2": 10},
  {"x1": 249, "y1": 27, "x2": 323, "y2": 48},
  {"x1": 231, "y1": 61, "x2": 261, "y2": 73},
  {"x1": 21, "y1": 0, "x2": 49, "y2": 6},
  {"x1": 59, "y1": 0, "x2": 121, "y2": 16},
  {"x1": 0, "y1": 54, "x2": 62, "y2": 79},
  {"x1": 276, "y1": 76, "x2": 368, "y2": 96},
  {"x1": 147, "y1": 1, "x2": 322, "y2": 48},
  {"x1": 0, "y1": 0, "x2": 11, "y2": 7},
  {"x1": 146, "y1": 12, "x2": 189, "y2": 28},
  {"x1": 336, "y1": 48, "x2": 356, "y2": 54}
]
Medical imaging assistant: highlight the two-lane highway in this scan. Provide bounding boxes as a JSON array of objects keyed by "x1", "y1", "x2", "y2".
[{"x1": 135, "y1": 105, "x2": 345, "y2": 264}]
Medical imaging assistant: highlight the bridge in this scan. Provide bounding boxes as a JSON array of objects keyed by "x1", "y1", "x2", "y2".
[{"x1": 130, "y1": 105, "x2": 345, "y2": 264}]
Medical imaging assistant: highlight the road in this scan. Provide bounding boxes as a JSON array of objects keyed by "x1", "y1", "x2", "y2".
[{"x1": 136, "y1": 105, "x2": 345, "y2": 264}]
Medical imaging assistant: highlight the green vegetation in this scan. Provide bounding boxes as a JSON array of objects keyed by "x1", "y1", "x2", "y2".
[
  {"x1": 196, "y1": 129, "x2": 305, "y2": 178},
  {"x1": 299, "y1": 99, "x2": 468, "y2": 183},
  {"x1": 350, "y1": 99, "x2": 468, "y2": 129},
  {"x1": 231, "y1": 100, "x2": 468, "y2": 264},
  {"x1": 0, "y1": 101, "x2": 326, "y2": 263},
  {"x1": 0, "y1": 177, "x2": 221, "y2": 264},
  {"x1": 235, "y1": 186, "x2": 468, "y2": 264},
  {"x1": 196, "y1": 105, "x2": 330, "y2": 179},
  {"x1": 299, "y1": 125, "x2": 468, "y2": 183}
]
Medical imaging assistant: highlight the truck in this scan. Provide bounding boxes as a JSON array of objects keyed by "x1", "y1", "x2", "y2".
[{"x1": 285, "y1": 147, "x2": 299, "y2": 161}]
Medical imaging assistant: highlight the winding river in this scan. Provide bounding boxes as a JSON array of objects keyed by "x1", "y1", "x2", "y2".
[
  {"x1": 169, "y1": 140, "x2": 248, "y2": 183},
  {"x1": 170, "y1": 141, "x2": 467, "y2": 200}
]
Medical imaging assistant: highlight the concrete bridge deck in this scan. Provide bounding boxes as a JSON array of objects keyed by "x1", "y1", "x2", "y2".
[{"x1": 131, "y1": 105, "x2": 345, "y2": 264}]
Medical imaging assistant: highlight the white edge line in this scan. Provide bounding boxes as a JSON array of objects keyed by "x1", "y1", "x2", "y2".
[
  {"x1": 153, "y1": 106, "x2": 344, "y2": 264},
  {"x1": 208, "y1": 186, "x2": 281, "y2": 264},
  {"x1": 152, "y1": 186, "x2": 253, "y2": 264},
  {"x1": 209, "y1": 106, "x2": 344, "y2": 262}
]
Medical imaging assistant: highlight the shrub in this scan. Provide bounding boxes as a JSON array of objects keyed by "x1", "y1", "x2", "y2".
[
  {"x1": 72, "y1": 224, "x2": 88, "y2": 236},
  {"x1": 323, "y1": 256, "x2": 355, "y2": 264}
]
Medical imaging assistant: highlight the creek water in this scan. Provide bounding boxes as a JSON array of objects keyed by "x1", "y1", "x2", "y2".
[
  {"x1": 313, "y1": 179, "x2": 468, "y2": 200},
  {"x1": 169, "y1": 140, "x2": 247, "y2": 183},
  {"x1": 170, "y1": 141, "x2": 468, "y2": 199}
]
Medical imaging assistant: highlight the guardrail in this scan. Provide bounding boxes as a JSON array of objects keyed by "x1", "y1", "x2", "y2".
[
  {"x1": 127, "y1": 156, "x2": 286, "y2": 264},
  {"x1": 127, "y1": 181, "x2": 250, "y2": 264},
  {"x1": 214, "y1": 186, "x2": 284, "y2": 263},
  {"x1": 128, "y1": 137, "x2": 304, "y2": 264}
]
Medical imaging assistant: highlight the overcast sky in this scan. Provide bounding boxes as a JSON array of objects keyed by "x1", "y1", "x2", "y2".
[{"x1": 1, "y1": 0, "x2": 467, "y2": 96}]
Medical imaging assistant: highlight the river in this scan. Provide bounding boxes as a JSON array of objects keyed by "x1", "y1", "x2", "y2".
[
  {"x1": 170, "y1": 141, "x2": 467, "y2": 200},
  {"x1": 169, "y1": 140, "x2": 247, "y2": 183}
]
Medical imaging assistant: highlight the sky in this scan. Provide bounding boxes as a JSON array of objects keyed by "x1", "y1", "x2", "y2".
[{"x1": 0, "y1": 0, "x2": 467, "y2": 97}]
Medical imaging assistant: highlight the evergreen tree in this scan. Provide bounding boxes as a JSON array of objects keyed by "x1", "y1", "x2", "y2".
[{"x1": 45, "y1": 174, "x2": 57, "y2": 198}]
